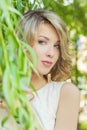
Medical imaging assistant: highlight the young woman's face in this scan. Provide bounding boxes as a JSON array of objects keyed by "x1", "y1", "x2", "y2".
[{"x1": 32, "y1": 23, "x2": 60, "y2": 75}]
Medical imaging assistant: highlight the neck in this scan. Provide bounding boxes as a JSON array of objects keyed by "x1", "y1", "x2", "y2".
[{"x1": 31, "y1": 73, "x2": 47, "y2": 90}]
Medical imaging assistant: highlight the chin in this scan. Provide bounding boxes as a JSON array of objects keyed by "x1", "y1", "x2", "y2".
[
  {"x1": 38, "y1": 68, "x2": 51, "y2": 76},
  {"x1": 39, "y1": 71, "x2": 50, "y2": 76}
]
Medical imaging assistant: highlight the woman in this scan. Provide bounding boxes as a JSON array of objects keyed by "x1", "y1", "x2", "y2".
[
  {"x1": 19, "y1": 9, "x2": 80, "y2": 130},
  {"x1": 0, "y1": 9, "x2": 80, "y2": 130}
]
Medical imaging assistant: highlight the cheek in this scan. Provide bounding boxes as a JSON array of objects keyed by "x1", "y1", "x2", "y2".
[
  {"x1": 33, "y1": 45, "x2": 45, "y2": 57},
  {"x1": 33, "y1": 48, "x2": 41, "y2": 58}
]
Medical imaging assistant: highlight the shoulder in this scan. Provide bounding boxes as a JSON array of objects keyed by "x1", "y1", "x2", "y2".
[
  {"x1": 55, "y1": 82, "x2": 80, "y2": 130},
  {"x1": 59, "y1": 82, "x2": 80, "y2": 110},
  {"x1": 61, "y1": 82, "x2": 80, "y2": 99},
  {"x1": 52, "y1": 81, "x2": 80, "y2": 96},
  {"x1": 49, "y1": 81, "x2": 80, "y2": 104}
]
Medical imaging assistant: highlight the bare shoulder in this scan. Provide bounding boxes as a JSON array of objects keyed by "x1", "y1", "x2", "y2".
[
  {"x1": 55, "y1": 82, "x2": 80, "y2": 130},
  {"x1": 63, "y1": 82, "x2": 80, "y2": 95},
  {"x1": 61, "y1": 82, "x2": 80, "y2": 100}
]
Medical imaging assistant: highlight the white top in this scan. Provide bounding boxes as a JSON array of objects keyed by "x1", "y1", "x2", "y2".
[
  {"x1": 0, "y1": 81, "x2": 64, "y2": 130},
  {"x1": 30, "y1": 81, "x2": 65, "y2": 130}
]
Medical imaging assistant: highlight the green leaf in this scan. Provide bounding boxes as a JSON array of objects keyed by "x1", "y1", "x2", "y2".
[
  {"x1": 1, "y1": 116, "x2": 9, "y2": 127},
  {"x1": 8, "y1": 6, "x2": 22, "y2": 17},
  {"x1": 21, "y1": 41, "x2": 37, "y2": 66}
]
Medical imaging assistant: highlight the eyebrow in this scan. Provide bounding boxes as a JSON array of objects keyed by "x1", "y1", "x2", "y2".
[
  {"x1": 38, "y1": 35, "x2": 60, "y2": 43},
  {"x1": 38, "y1": 35, "x2": 49, "y2": 40}
]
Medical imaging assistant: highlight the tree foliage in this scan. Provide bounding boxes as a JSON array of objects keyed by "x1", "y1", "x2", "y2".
[{"x1": 0, "y1": 0, "x2": 40, "y2": 129}]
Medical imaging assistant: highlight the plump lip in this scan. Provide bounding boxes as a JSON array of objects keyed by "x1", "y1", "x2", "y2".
[{"x1": 41, "y1": 60, "x2": 53, "y2": 67}]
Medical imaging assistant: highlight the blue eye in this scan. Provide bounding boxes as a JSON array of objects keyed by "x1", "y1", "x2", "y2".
[
  {"x1": 54, "y1": 44, "x2": 60, "y2": 49},
  {"x1": 38, "y1": 40, "x2": 46, "y2": 45}
]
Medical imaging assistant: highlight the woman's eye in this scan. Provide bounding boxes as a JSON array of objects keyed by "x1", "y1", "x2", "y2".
[
  {"x1": 38, "y1": 40, "x2": 46, "y2": 45},
  {"x1": 54, "y1": 44, "x2": 60, "y2": 49}
]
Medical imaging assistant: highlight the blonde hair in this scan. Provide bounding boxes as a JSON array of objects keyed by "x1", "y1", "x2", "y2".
[{"x1": 18, "y1": 9, "x2": 71, "y2": 81}]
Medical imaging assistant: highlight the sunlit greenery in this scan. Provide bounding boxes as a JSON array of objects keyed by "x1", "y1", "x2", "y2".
[
  {"x1": 78, "y1": 122, "x2": 87, "y2": 130},
  {"x1": 0, "y1": 0, "x2": 40, "y2": 129}
]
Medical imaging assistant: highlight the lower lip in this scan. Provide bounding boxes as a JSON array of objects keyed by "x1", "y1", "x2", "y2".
[{"x1": 42, "y1": 61, "x2": 52, "y2": 67}]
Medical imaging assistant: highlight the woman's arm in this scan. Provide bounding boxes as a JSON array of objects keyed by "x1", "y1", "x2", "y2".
[{"x1": 55, "y1": 82, "x2": 80, "y2": 130}]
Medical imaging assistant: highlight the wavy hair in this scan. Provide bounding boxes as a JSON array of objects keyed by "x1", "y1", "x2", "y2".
[{"x1": 18, "y1": 9, "x2": 71, "y2": 81}]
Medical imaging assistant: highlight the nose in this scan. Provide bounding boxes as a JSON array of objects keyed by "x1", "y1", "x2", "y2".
[{"x1": 46, "y1": 45, "x2": 55, "y2": 58}]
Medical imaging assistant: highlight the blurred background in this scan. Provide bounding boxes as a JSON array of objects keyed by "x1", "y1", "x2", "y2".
[{"x1": 0, "y1": 0, "x2": 87, "y2": 130}]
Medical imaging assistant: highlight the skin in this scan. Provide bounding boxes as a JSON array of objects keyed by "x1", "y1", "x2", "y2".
[
  {"x1": 55, "y1": 83, "x2": 80, "y2": 130},
  {"x1": 31, "y1": 23, "x2": 80, "y2": 130}
]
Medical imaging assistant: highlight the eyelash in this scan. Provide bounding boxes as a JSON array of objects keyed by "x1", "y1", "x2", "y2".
[
  {"x1": 38, "y1": 40, "x2": 60, "y2": 49},
  {"x1": 38, "y1": 40, "x2": 46, "y2": 44},
  {"x1": 54, "y1": 44, "x2": 60, "y2": 49}
]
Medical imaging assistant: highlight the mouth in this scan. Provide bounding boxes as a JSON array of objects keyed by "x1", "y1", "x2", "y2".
[{"x1": 41, "y1": 61, "x2": 53, "y2": 67}]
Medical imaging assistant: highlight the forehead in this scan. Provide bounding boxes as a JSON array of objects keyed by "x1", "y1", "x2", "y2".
[{"x1": 36, "y1": 23, "x2": 59, "y2": 41}]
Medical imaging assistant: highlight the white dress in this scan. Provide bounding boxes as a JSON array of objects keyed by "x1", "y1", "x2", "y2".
[
  {"x1": 30, "y1": 81, "x2": 65, "y2": 130},
  {"x1": 0, "y1": 81, "x2": 64, "y2": 130}
]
